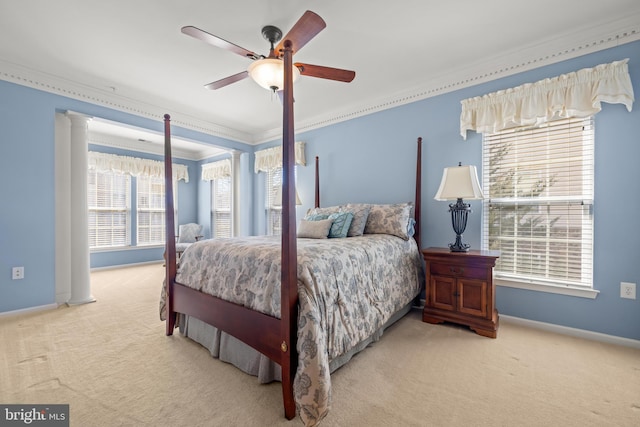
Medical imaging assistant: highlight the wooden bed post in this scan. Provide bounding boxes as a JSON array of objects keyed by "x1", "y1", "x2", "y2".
[
  {"x1": 414, "y1": 137, "x2": 422, "y2": 250},
  {"x1": 280, "y1": 39, "x2": 298, "y2": 420},
  {"x1": 163, "y1": 114, "x2": 177, "y2": 335},
  {"x1": 315, "y1": 156, "x2": 320, "y2": 208}
]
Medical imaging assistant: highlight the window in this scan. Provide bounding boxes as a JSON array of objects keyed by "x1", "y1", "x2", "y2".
[
  {"x1": 88, "y1": 170, "x2": 131, "y2": 248},
  {"x1": 211, "y1": 176, "x2": 232, "y2": 238},
  {"x1": 482, "y1": 117, "x2": 594, "y2": 289},
  {"x1": 88, "y1": 151, "x2": 188, "y2": 250},
  {"x1": 255, "y1": 142, "x2": 306, "y2": 236},
  {"x1": 266, "y1": 167, "x2": 283, "y2": 236},
  {"x1": 137, "y1": 175, "x2": 167, "y2": 246}
]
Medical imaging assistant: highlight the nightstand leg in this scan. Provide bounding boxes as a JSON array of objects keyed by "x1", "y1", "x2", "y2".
[
  {"x1": 470, "y1": 327, "x2": 497, "y2": 339},
  {"x1": 422, "y1": 314, "x2": 445, "y2": 324}
]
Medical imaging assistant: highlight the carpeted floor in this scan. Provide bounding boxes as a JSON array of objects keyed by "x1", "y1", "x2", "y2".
[{"x1": 1, "y1": 263, "x2": 639, "y2": 426}]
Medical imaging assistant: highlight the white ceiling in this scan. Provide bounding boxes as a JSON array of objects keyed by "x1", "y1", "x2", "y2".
[{"x1": 1, "y1": 1, "x2": 639, "y2": 154}]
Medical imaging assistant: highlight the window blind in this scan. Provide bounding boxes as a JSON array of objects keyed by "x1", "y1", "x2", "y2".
[
  {"x1": 137, "y1": 175, "x2": 167, "y2": 246},
  {"x1": 266, "y1": 167, "x2": 283, "y2": 236},
  {"x1": 88, "y1": 170, "x2": 130, "y2": 248},
  {"x1": 482, "y1": 117, "x2": 594, "y2": 288},
  {"x1": 211, "y1": 176, "x2": 232, "y2": 238}
]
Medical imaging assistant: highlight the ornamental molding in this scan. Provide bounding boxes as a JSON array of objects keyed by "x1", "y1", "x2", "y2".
[{"x1": 1, "y1": 14, "x2": 638, "y2": 145}]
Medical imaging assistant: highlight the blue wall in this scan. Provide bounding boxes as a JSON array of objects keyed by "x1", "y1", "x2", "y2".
[
  {"x1": 0, "y1": 81, "x2": 249, "y2": 312},
  {"x1": 0, "y1": 81, "x2": 57, "y2": 310},
  {"x1": 254, "y1": 40, "x2": 640, "y2": 341},
  {"x1": 1, "y1": 39, "x2": 638, "y2": 341}
]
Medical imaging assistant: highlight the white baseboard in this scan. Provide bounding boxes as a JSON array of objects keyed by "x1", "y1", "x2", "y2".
[
  {"x1": 90, "y1": 260, "x2": 163, "y2": 272},
  {"x1": 0, "y1": 303, "x2": 59, "y2": 318},
  {"x1": 1, "y1": 262, "x2": 162, "y2": 317},
  {"x1": 500, "y1": 315, "x2": 640, "y2": 349}
]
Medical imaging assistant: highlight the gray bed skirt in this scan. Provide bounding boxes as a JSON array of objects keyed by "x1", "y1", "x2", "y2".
[{"x1": 179, "y1": 301, "x2": 414, "y2": 383}]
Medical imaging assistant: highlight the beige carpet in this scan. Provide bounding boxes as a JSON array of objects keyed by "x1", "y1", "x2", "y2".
[{"x1": 1, "y1": 263, "x2": 639, "y2": 427}]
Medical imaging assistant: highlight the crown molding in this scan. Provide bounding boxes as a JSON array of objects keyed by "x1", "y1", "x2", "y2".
[
  {"x1": 253, "y1": 13, "x2": 640, "y2": 143},
  {"x1": 0, "y1": 59, "x2": 254, "y2": 144},
  {"x1": 1, "y1": 12, "x2": 638, "y2": 146}
]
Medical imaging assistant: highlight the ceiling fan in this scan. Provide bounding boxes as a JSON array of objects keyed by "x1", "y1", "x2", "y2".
[{"x1": 181, "y1": 10, "x2": 355, "y2": 93}]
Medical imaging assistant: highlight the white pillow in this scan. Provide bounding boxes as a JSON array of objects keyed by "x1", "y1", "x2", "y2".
[{"x1": 297, "y1": 219, "x2": 333, "y2": 239}]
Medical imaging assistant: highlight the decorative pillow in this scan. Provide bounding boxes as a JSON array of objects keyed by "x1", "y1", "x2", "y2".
[
  {"x1": 305, "y1": 213, "x2": 330, "y2": 221},
  {"x1": 305, "y1": 206, "x2": 342, "y2": 218},
  {"x1": 342, "y1": 203, "x2": 371, "y2": 237},
  {"x1": 327, "y1": 212, "x2": 354, "y2": 238},
  {"x1": 364, "y1": 202, "x2": 414, "y2": 240},
  {"x1": 407, "y1": 217, "x2": 416, "y2": 238},
  {"x1": 297, "y1": 219, "x2": 333, "y2": 239}
]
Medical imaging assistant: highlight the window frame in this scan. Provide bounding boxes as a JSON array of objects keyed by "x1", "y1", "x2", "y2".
[{"x1": 481, "y1": 117, "x2": 598, "y2": 299}]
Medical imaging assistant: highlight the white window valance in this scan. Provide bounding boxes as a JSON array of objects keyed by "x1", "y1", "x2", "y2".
[
  {"x1": 460, "y1": 59, "x2": 635, "y2": 139},
  {"x1": 254, "y1": 141, "x2": 306, "y2": 173},
  {"x1": 88, "y1": 151, "x2": 189, "y2": 182},
  {"x1": 201, "y1": 159, "x2": 231, "y2": 181}
]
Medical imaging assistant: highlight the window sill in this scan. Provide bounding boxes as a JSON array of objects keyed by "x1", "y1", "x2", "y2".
[{"x1": 496, "y1": 277, "x2": 599, "y2": 299}]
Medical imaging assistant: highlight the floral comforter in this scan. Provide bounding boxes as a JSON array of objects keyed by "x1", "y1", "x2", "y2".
[{"x1": 162, "y1": 234, "x2": 423, "y2": 426}]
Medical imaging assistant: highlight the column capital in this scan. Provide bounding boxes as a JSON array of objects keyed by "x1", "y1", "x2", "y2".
[{"x1": 65, "y1": 111, "x2": 93, "y2": 126}]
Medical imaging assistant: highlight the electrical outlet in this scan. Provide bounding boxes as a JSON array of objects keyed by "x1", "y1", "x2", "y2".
[
  {"x1": 620, "y1": 282, "x2": 636, "y2": 300},
  {"x1": 12, "y1": 266, "x2": 24, "y2": 280}
]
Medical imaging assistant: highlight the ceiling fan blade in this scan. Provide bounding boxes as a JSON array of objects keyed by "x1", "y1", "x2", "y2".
[
  {"x1": 275, "y1": 10, "x2": 326, "y2": 56},
  {"x1": 204, "y1": 71, "x2": 249, "y2": 90},
  {"x1": 294, "y1": 63, "x2": 355, "y2": 82},
  {"x1": 182, "y1": 26, "x2": 260, "y2": 60}
]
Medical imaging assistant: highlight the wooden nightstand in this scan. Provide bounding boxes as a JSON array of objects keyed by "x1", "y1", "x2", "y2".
[{"x1": 422, "y1": 247, "x2": 500, "y2": 338}]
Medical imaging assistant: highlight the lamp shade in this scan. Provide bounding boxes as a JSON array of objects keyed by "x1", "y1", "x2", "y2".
[
  {"x1": 247, "y1": 58, "x2": 301, "y2": 91},
  {"x1": 434, "y1": 164, "x2": 484, "y2": 201}
]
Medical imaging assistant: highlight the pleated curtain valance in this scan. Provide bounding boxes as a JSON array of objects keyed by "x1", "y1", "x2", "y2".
[
  {"x1": 460, "y1": 58, "x2": 635, "y2": 139},
  {"x1": 201, "y1": 158, "x2": 231, "y2": 181},
  {"x1": 88, "y1": 151, "x2": 189, "y2": 182},
  {"x1": 254, "y1": 141, "x2": 306, "y2": 173}
]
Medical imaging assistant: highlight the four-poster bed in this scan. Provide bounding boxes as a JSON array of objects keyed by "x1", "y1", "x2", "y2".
[{"x1": 161, "y1": 33, "x2": 425, "y2": 426}]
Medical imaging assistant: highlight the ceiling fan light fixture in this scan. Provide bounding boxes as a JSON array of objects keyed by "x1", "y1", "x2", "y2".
[{"x1": 248, "y1": 58, "x2": 300, "y2": 92}]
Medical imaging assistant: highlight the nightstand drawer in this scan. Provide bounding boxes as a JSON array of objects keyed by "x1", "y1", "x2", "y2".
[{"x1": 430, "y1": 263, "x2": 487, "y2": 280}]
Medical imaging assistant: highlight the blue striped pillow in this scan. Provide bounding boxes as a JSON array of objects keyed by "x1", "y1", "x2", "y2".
[{"x1": 328, "y1": 212, "x2": 354, "y2": 238}]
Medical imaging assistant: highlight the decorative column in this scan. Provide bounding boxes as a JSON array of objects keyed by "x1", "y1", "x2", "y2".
[
  {"x1": 231, "y1": 150, "x2": 242, "y2": 237},
  {"x1": 65, "y1": 112, "x2": 96, "y2": 305},
  {"x1": 55, "y1": 113, "x2": 71, "y2": 304}
]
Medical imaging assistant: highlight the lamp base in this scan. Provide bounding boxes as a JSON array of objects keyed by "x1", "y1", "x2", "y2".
[
  {"x1": 449, "y1": 236, "x2": 471, "y2": 252},
  {"x1": 448, "y1": 198, "x2": 472, "y2": 252}
]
